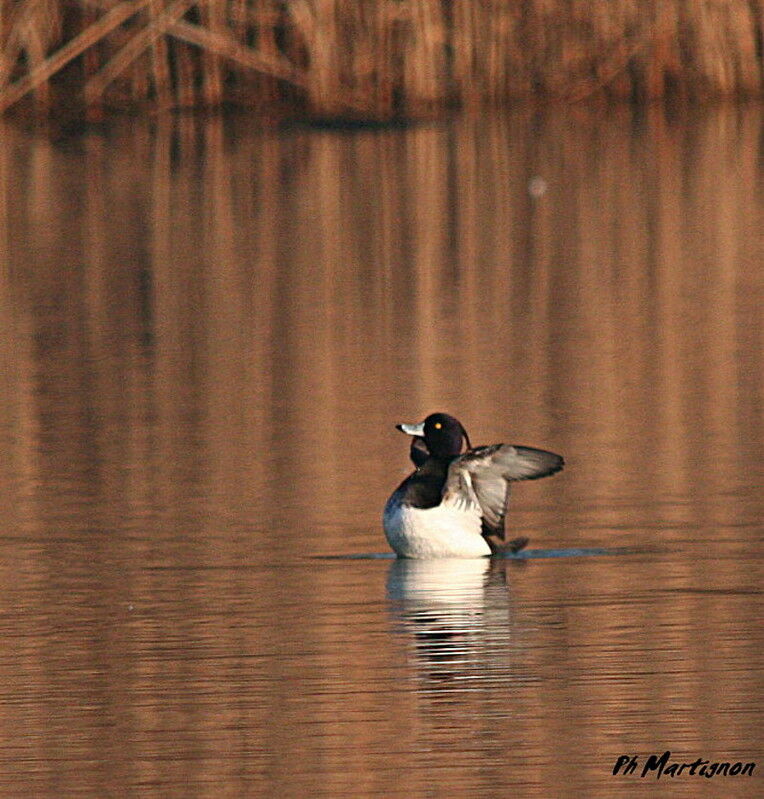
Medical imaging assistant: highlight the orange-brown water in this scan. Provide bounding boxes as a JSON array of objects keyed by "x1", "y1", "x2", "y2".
[{"x1": 0, "y1": 107, "x2": 761, "y2": 797}]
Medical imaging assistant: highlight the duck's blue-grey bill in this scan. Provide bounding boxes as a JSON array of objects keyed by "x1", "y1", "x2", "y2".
[{"x1": 396, "y1": 422, "x2": 425, "y2": 436}]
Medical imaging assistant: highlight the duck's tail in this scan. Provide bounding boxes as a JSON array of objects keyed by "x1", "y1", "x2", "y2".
[
  {"x1": 505, "y1": 536, "x2": 530, "y2": 553},
  {"x1": 484, "y1": 534, "x2": 529, "y2": 555}
]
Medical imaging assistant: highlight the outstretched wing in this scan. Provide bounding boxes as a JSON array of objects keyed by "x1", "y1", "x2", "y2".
[
  {"x1": 467, "y1": 444, "x2": 564, "y2": 483},
  {"x1": 445, "y1": 444, "x2": 564, "y2": 544}
]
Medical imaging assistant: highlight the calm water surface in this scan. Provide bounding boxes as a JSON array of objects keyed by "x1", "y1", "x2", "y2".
[{"x1": 0, "y1": 107, "x2": 761, "y2": 797}]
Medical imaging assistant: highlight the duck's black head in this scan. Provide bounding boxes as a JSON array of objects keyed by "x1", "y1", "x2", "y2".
[{"x1": 396, "y1": 412, "x2": 472, "y2": 459}]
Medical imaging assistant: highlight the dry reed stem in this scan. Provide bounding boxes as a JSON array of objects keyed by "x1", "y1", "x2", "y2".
[
  {"x1": 84, "y1": 0, "x2": 193, "y2": 103},
  {"x1": 80, "y1": 0, "x2": 310, "y2": 99},
  {"x1": 149, "y1": 0, "x2": 174, "y2": 108},
  {"x1": 566, "y1": 40, "x2": 646, "y2": 102},
  {"x1": 0, "y1": 0, "x2": 762, "y2": 114},
  {"x1": 0, "y1": 0, "x2": 151, "y2": 111},
  {"x1": 199, "y1": 0, "x2": 224, "y2": 105},
  {"x1": 289, "y1": 0, "x2": 341, "y2": 110},
  {"x1": 82, "y1": 5, "x2": 103, "y2": 87},
  {"x1": 174, "y1": 39, "x2": 196, "y2": 107},
  {"x1": 0, "y1": 0, "x2": 62, "y2": 90},
  {"x1": 22, "y1": 19, "x2": 51, "y2": 108},
  {"x1": 129, "y1": 53, "x2": 150, "y2": 102},
  {"x1": 0, "y1": 26, "x2": 25, "y2": 90},
  {"x1": 252, "y1": 0, "x2": 280, "y2": 105},
  {"x1": 169, "y1": 19, "x2": 308, "y2": 89}
]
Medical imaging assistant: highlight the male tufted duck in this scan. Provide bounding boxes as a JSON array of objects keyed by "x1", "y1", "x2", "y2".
[{"x1": 383, "y1": 413, "x2": 564, "y2": 558}]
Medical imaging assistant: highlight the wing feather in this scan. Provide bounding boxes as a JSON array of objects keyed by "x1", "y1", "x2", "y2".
[{"x1": 444, "y1": 444, "x2": 564, "y2": 542}]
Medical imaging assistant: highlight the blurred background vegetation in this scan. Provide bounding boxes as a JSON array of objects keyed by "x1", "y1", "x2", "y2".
[{"x1": 0, "y1": 0, "x2": 762, "y2": 117}]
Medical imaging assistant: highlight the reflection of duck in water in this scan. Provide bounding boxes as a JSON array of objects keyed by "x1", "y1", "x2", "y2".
[
  {"x1": 384, "y1": 413, "x2": 563, "y2": 558},
  {"x1": 387, "y1": 558, "x2": 529, "y2": 694}
]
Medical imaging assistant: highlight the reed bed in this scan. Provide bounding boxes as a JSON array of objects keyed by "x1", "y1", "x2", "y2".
[{"x1": 0, "y1": 0, "x2": 762, "y2": 116}]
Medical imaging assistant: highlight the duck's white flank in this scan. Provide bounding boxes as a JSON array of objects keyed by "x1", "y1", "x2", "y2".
[{"x1": 383, "y1": 492, "x2": 491, "y2": 558}]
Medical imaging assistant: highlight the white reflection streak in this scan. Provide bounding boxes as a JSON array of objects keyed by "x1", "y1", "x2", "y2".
[{"x1": 387, "y1": 559, "x2": 527, "y2": 700}]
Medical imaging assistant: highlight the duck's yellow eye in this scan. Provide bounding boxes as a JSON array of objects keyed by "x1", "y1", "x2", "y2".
[{"x1": 434, "y1": 422, "x2": 442, "y2": 429}]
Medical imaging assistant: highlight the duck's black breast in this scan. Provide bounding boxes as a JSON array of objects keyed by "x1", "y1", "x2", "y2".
[{"x1": 397, "y1": 458, "x2": 450, "y2": 510}]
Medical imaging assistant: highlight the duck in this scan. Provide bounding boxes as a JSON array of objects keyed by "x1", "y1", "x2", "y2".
[{"x1": 383, "y1": 412, "x2": 564, "y2": 558}]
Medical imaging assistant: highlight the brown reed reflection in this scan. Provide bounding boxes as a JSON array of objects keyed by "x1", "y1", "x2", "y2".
[{"x1": 0, "y1": 107, "x2": 760, "y2": 796}]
